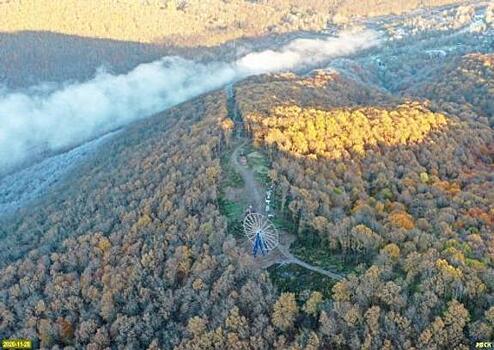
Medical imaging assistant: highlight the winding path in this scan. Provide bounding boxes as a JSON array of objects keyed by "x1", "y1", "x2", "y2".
[
  {"x1": 229, "y1": 138, "x2": 343, "y2": 281},
  {"x1": 278, "y1": 244, "x2": 343, "y2": 281},
  {"x1": 225, "y1": 84, "x2": 343, "y2": 280}
]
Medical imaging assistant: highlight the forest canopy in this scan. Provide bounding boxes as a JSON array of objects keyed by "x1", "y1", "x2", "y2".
[
  {"x1": 405, "y1": 53, "x2": 494, "y2": 128},
  {"x1": 246, "y1": 104, "x2": 449, "y2": 159},
  {"x1": 0, "y1": 13, "x2": 493, "y2": 347},
  {"x1": 0, "y1": 0, "x2": 464, "y2": 46},
  {"x1": 236, "y1": 72, "x2": 494, "y2": 348}
]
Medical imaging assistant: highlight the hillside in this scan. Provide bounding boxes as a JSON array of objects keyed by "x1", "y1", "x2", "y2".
[
  {"x1": 1, "y1": 69, "x2": 493, "y2": 348},
  {"x1": 237, "y1": 72, "x2": 494, "y2": 348},
  {"x1": 0, "y1": 0, "x2": 484, "y2": 90},
  {"x1": 404, "y1": 53, "x2": 494, "y2": 127},
  {"x1": 0, "y1": 91, "x2": 279, "y2": 349},
  {"x1": 0, "y1": 31, "x2": 168, "y2": 88},
  {"x1": 0, "y1": 0, "x2": 465, "y2": 46}
]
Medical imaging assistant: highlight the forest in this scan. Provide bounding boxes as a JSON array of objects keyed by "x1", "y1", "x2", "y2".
[
  {"x1": 1, "y1": 58, "x2": 492, "y2": 348},
  {"x1": 0, "y1": 0, "x2": 465, "y2": 46},
  {"x1": 1, "y1": 3, "x2": 493, "y2": 347},
  {"x1": 0, "y1": 0, "x2": 484, "y2": 90},
  {"x1": 0, "y1": 91, "x2": 280, "y2": 348},
  {"x1": 237, "y1": 69, "x2": 494, "y2": 348},
  {"x1": 405, "y1": 53, "x2": 494, "y2": 128}
]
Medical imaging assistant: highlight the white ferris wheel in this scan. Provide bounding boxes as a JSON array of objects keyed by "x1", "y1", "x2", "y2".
[{"x1": 243, "y1": 213, "x2": 279, "y2": 256}]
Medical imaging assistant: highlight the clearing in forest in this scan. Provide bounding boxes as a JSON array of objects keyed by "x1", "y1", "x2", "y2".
[{"x1": 226, "y1": 138, "x2": 344, "y2": 281}]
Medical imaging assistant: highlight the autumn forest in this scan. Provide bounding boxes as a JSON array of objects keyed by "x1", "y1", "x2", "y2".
[{"x1": 1, "y1": 1, "x2": 494, "y2": 350}]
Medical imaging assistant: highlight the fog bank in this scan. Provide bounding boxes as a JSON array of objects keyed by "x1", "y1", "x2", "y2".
[{"x1": 0, "y1": 30, "x2": 379, "y2": 173}]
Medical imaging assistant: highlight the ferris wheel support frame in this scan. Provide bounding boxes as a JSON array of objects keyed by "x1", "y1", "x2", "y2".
[{"x1": 243, "y1": 212, "x2": 279, "y2": 256}]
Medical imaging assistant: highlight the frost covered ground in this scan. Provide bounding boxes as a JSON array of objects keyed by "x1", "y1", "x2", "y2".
[{"x1": 0, "y1": 131, "x2": 117, "y2": 217}]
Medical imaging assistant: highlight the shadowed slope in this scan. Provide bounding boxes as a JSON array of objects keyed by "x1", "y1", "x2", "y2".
[
  {"x1": 0, "y1": 31, "x2": 166, "y2": 88},
  {"x1": 403, "y1": 53, "x2": 494, "y2": 127}
]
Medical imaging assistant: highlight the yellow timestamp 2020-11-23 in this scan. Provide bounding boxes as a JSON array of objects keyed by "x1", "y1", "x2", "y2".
[{"x1": 1, "y1": 339, "x2": 32, "y2": 349}]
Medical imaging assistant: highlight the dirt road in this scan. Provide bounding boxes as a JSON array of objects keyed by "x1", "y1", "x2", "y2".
[
  {"x1": 230, "y1": 140, "x2": 343, "y2": 280},
  {"x1": 277, "y1": 244, "x2": 343, "y2": 280},
  {"x1": 225, "y1": 84, "x2": 343, "y2": 280},
  {"x1": 230, "y1": 140, "x2": 265, "y2": 213}
]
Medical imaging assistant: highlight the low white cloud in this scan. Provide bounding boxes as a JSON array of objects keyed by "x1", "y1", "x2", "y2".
[
  {"x1": 0, "y1": 30, "x2": 379, "y2": 174},
  {"x1": 236, "y1": 31, "x2": 379, "y2": 75}
]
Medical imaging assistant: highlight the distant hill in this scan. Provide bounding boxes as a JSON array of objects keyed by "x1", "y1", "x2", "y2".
[
  {"x1": 0, "y1": 31, "x2": 167, "y2": 88},
  {"x1": 404, "y1": 53, "x2": 494, "y2": 127},
  {"x1": 0, "y1": 0, "x2": 474, "y2": 89},
  {"x1": 0, "y1": 29, "x2": 302, "y2": 89},
  {"x1": 0, "y1": 0, "x2": 465, "y2": 46},
  {"x1": 0, "y1": 0, "x2": 335, "y2": 46}
]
